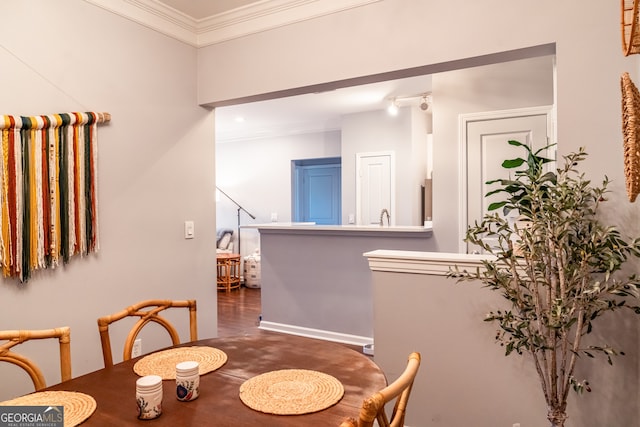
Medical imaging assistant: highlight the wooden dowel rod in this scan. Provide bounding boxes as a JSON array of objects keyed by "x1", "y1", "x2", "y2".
[{"x1": 96, "y1": 112, "x2": 111, "y2": 123}]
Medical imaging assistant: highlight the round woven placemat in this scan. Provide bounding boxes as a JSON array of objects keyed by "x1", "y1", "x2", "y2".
[
  {"x1": 239, "y1": 369, "x2": 344, "y2": 415},
  {"x1": 133, "y1": 346, "x2": 227, "y2": 379},
  {"x1": 0, "y1": 391, "x2": 97, "y2": 427},
  {"x1": 621, "y1": 72, "x2": 640, "y2": 202}
]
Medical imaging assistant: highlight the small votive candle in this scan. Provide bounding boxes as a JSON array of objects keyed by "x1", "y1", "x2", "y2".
[
  {"x1": 136, "y1": 375, "x2": 163, "y2": 420},
  {"x1": 176, "y1": 361, "x2": 200, "y2": 401}
]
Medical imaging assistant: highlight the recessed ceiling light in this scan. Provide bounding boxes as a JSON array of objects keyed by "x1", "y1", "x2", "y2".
[
  {"x1": 387, "y1": 99, "x2": 399, "y2": 116},
  {"x1": 234, "y1": 116, "x2": 245, "y2": 123}
]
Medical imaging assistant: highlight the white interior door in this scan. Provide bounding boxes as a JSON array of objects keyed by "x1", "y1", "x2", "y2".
[
  {"x1": 461, "y1": 107, "x2": 553, "y2": 253},
  {"x1": 356, "y1": 151, "x2": 394, "y2": 225}
]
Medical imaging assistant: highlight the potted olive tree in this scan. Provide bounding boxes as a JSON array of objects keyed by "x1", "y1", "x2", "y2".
[{"x1": 450, "y1": 141, "x2": 640, "y2": 427}]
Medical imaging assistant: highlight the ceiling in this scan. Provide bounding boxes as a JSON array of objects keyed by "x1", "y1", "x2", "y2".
[
  {"x1": 159, "y1": 0, "x2": 259, "y2": 20},
  {"x1": 214, "y1": 75, "x2": 433, "y2": 143}
]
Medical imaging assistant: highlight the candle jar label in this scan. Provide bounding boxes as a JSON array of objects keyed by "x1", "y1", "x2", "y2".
[{"x1": 176, "y1": 377, "x2": 200, "y2": 401}]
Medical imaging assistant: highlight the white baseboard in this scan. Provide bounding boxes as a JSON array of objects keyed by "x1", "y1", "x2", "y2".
[{"x1": 258, "y1": 321, "x2": 373, "y2": 347}]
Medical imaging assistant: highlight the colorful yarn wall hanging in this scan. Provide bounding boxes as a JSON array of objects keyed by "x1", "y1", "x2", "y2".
[{"x1": 0, "y1": 112, "x2": 109, "y2": 282}]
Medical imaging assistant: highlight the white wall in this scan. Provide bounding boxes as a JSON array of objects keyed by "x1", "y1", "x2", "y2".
[
  {"x1": 411, "y1": 108, "x2": 431, "y2": 225},
  {"x1": 197, "y1": 1, "x2": 563, "y2": 105},
  {"x1": 341, "y1": 107, "x2": 427, "y2": 226},
  {"x1": 215, "y1": 130, "x2": 341, "y2": 259},
  {"x1": 0, "y1": 0, "x2": 217, "y2": 400}
]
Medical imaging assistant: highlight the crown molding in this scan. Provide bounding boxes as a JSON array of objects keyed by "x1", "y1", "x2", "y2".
[
  {"x1": 84, "y1": 0, "x2": 382, "y2": 47},
  {"x1": 84, "y1": 0, "x2": 198, "y2": 46}
]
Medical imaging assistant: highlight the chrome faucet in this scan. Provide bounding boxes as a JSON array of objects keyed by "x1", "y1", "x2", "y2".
[{"x1": 379, "y1": 208, "x2": 390, "y2": 226}]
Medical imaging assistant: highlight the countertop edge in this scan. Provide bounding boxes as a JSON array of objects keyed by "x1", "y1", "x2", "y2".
[{"x1": 243, "y1": 223, "x2": 433, "y2": 237}]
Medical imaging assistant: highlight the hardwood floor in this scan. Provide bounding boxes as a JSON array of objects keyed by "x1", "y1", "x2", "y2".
[
  {"x1": 217, "y1": 286, "x2": 365, "y2": 354},
  {"x1": 217, "y1": 286, "x2": 263, "y2": 337}
]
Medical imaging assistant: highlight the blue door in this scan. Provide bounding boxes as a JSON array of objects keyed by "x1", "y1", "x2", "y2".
[{"x1": 293, "y1": 158, "x2": 341, "y2": 225}]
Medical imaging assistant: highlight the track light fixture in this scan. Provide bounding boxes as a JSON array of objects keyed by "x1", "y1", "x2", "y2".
[
  {"x1": 387, "y1": 92, "x2": 431, "y2": 116},
  {"x1": 420, "y1": 95, "x2": 430, "y2": 111}
]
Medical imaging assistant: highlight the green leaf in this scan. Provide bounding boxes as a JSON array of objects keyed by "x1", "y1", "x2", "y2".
[
  {"x1": 502, "y1": 158, "x2": 526, "y2": 169},
  {"x1": 538, "y1": 157, "x2": 554, "y2": 165},
  {"x1": 485, "y1": 178, "x2": 503, "y2": 185},
  {"x1": 533, "y1": 143, "x2": 557, "y2": 156},
  {"x1": 487, "y1": 201, "x2": 507, "y2": 211}
]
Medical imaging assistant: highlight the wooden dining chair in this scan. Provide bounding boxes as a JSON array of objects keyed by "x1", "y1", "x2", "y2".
[
  {"x1": 340, "y1": 352, "x2": 421, "y2": 427},
  {"x1": 0, "y1": 326, "x2": 72, "y2": 391},
  {"x1": 97, "y1": 299, "x2": 197, "y2": 367}
]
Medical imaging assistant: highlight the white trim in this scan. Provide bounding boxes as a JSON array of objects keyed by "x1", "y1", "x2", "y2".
[
  {"x1": 197, "y1": 0, "x2": 382, "y2": 46},
  {"x1": 258, "y1": 321, "x2": 373, "y2": 346},
  {"x1": 84, "y1": 0, "x2": 198, "y2": 46},
  {"x1": 457, "y1": 106, "x2": 554, "y2": 254},
  {"x1": 364, "y1": 249, "x2": 494, "y2": 276},
  {"x1": 84, "y1": 0, "x2": 382, "y2": 47}
]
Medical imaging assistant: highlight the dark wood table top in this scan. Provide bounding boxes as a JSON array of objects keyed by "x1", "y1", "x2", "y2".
[{"x1": 47, "y1": 332, "x2": 386, "y2": 426}]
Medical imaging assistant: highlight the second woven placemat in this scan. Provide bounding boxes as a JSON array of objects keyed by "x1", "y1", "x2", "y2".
[
  {"x1": 239, "y1": 369, "x2": 344, "y2": 415},
  {"x1": 133, "y1": 346, "x2": 227, "y2": 379}
]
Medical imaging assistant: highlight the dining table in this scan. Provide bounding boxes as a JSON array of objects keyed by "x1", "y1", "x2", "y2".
[{"x1": 41, "y1": 331, "x2": 387, "y2": 426}]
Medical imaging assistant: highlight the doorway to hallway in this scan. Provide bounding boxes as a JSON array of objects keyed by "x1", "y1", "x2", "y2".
[{"x1": 292, "y1": 157, "x2": 341, "y2": 225}]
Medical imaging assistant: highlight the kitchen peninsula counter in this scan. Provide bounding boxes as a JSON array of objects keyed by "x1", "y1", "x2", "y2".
[{"x1": 245, "y1": 222, "x2": 435, "y2": 347}]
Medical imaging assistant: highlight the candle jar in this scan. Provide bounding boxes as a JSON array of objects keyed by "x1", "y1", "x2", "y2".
[
  {"x1": 176, "y1": 361, "x2": 200, "y2": 401},
  {"x1": 136, "y1": 375, "x2": 163, "y2": 420}
]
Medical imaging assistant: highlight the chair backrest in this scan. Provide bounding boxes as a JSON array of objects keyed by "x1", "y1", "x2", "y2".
[
  {"x1": 0, "y1": 327, "x2": 72, "y2": 391},
  {"x1": 341, "y1": 352, "x2": 421, "y2": 427},
  {"x1": 97, "y1": 299, "x2": 197, "y2": 367}
]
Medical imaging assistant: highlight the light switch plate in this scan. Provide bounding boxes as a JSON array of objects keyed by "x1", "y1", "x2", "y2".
[{"x1": 184, "y1": 221, "x2": 194, "y2": 239}]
